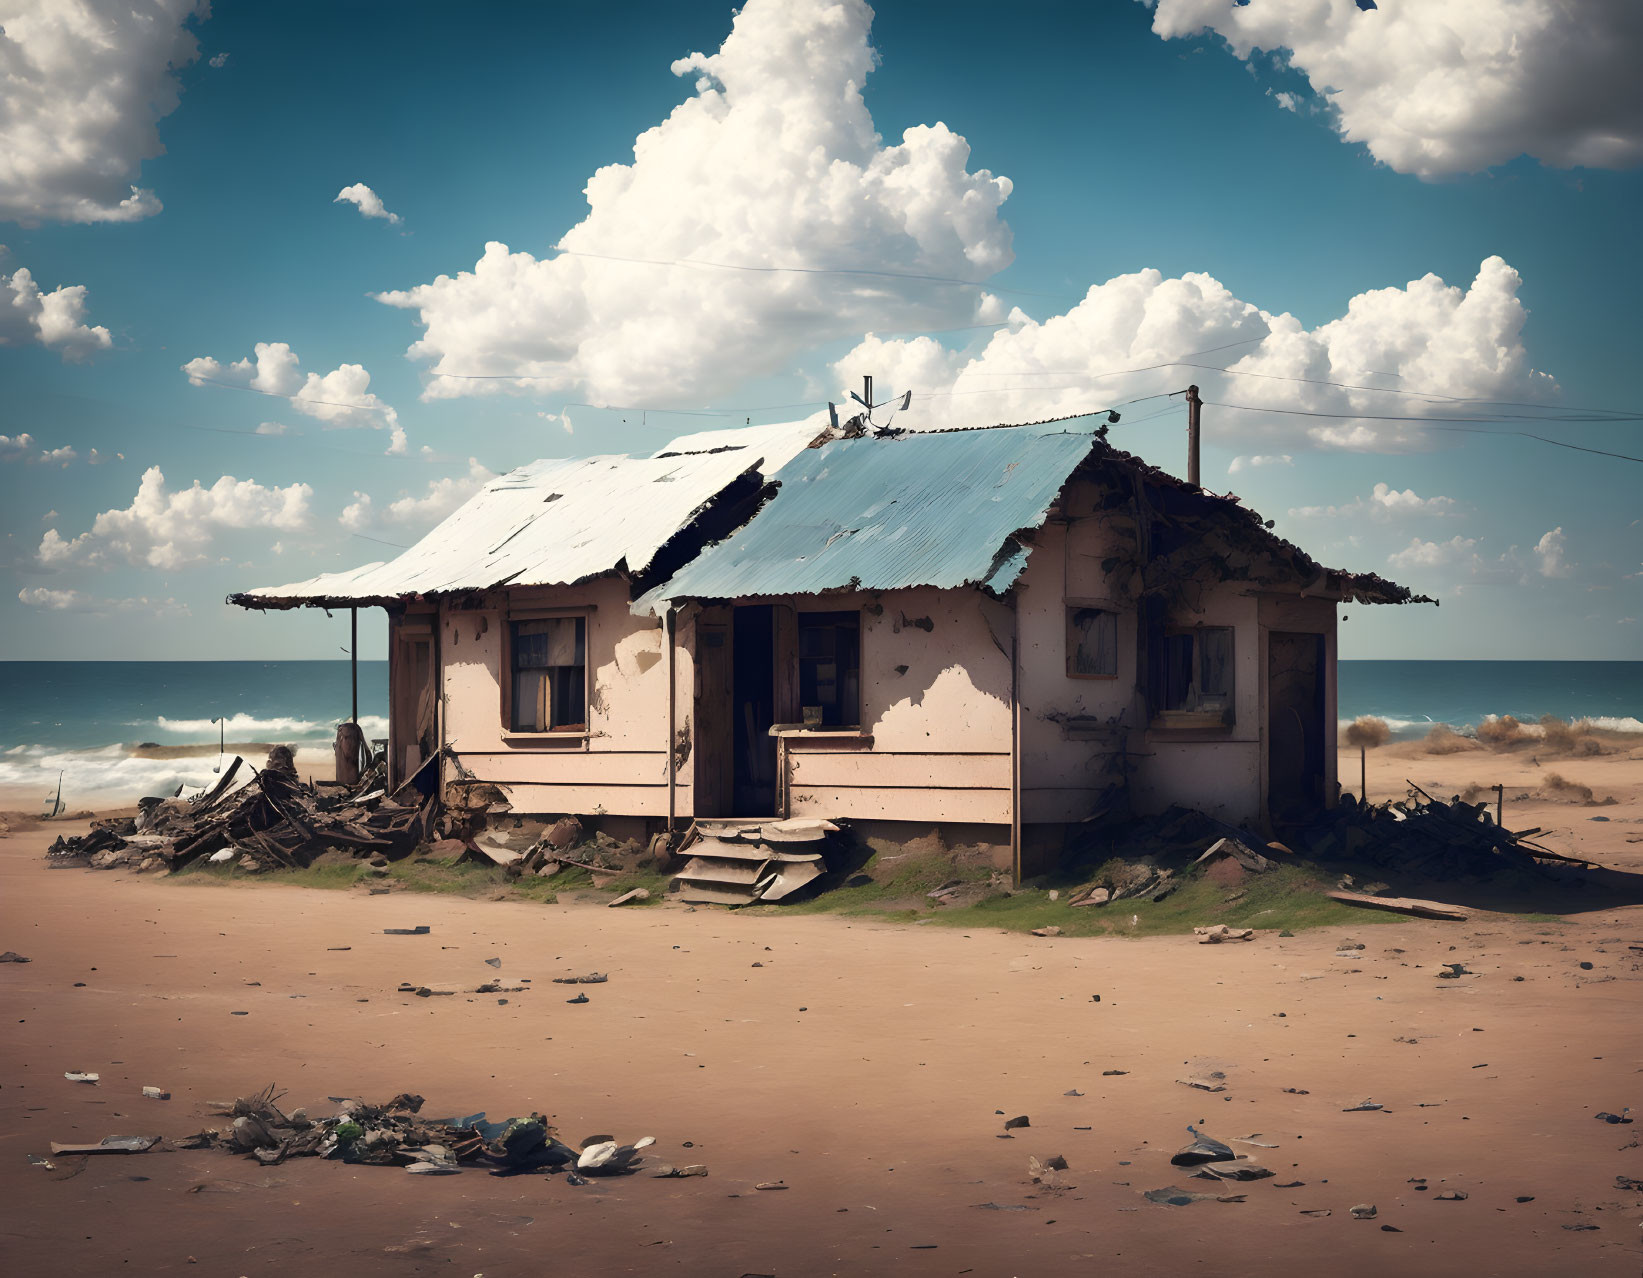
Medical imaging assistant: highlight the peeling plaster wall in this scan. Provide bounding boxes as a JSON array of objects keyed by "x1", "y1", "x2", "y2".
[
  {"x1": 1015, "y1": 518, "x2": 1143, "y2": 823},
  {"x1": 437, "y1": 574, "x2": 678, "y2": 817},
  {"x1": 1131, "y1": 582, "x2": 1264, "y2": 825},
  {"x1": 753, "y1": 586, "x2": 1014, "y2": 825}
]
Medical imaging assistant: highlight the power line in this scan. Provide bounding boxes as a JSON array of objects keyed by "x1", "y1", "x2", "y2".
[
  {"x1": 188, "y1": 375, "x2": 397, "y2": 417},
  {"x1": 1205, "y1": 399, "x2": 1643, "y2": 426}
]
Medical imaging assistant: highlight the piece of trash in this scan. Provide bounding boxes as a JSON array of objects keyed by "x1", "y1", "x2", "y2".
[
  {"x1": 1178, "y1": 1079, "x2": 1227, "y2": 1093},
  {"x1": 1437, "y1": 963, "x2": 1472, "y2": 979},
  {"x1": 1435, "y1": 1190, "x2": 1468, "y2": 1201},
  {"x1": 1194, "y1": 925, "x2": 1254, "y2": 944},
  {"x1": 405, "y1": 1161, "x2": 461, "y2": 1175},
  {"x1": 1342, "y1": 1101, "x2": 1383, "y2": 1112},
  {"x1": 1594, "y1": 1111, "x2": 1633, "y2": 1124},
  {"x1": 652, "y1": 1164, "x2": 709, "y2": 1178},
  {"x1": 566, "y1": 993, "x2": 589, "y2": 1004},
  {"x1": 608, "y1": 888, "x2": 650, "y2": 907},
  {"x1": 1299, "y1": 1208, "x2": 1332, "y2": 1217},
  {"x1": 383, "y1": 926, "x2": 431, "y2": 935},
  {"x1": 1003, "y1": 1115, "x2": 1030, "y2": 1130},
  {"x1": 142, "y1": 1087, "x2": 170, "y2": 1100},
  {"x1": 975, "y1": 1201, "x2": 1034, "y2": 1211},
  {"x1": 551, "y1": 973, "x2": 608, "y2": 985},
  {"x1": 1192, "y1": 1161, "x2": 1272, "y2": 1182},
  {"x1": 754, "y1": 1181, "x2": 788, "y2": 1191},
  {"x1": 1143, "y1": 1185, "x2": 1245, "y2": 1206},
  {"x1": 1064, "y1": 1089, "x2": 1083, "y2": 1097},
  {"x1": 1030, "y1": 926, "x2": 1061, "y2": 938},
  {"x1": 49, "y1": 1136, "x2": 158, "y2": 1156},
  {"x1": 1350, "y1": 1204, "x2": 1377, "y2": 1220},
  {"x1": 484, "y1": 958, "x2": 501, "y2": 969},
  {"x1": 64, "y1": 1072, "x2": 99, "y2": 1084},
  {"x1": 1171, "y1": 1129, "x2": 1235, "y2": 1166},
  {"x1": 1102, "y1": 1070, "x2": 1128, "y2": 1077},
  {"x1": 1, "y1": 951, "x2": 33, "y2": 963}
]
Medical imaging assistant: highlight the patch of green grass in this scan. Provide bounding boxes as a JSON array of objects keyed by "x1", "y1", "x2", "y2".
[
  {"x1": 168, "y1": 849, "x2": 671, "y2": 905},
  {"x1": 759, "y1": 854, "x2": 1394, "y2": 936}
]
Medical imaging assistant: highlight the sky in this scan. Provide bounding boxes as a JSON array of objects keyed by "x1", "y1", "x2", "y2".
[{"x1": 2, "y1": 0, "x2": 1640, "y2": 662}]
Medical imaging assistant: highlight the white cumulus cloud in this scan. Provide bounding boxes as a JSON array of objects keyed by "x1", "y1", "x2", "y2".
[
  {"x1": 334, "y1": 182, "x2": 402, "y2": 225},
  {"x1": 386, "y1": 457, "x2": 495, "y2": 525},
  {"x1": 375, "y1": 0, "x2": 1012, "y2": 406},
  {"x1": 37, "y1": 466, "x2": 313, "y2": 570},
  {"x1": 834, "y1": 256, "x2": 1551, "y2": 454},
  {"x1": 1290, "y1": 482, "x2": 1459, "y2": 521},
  {"x1": 182, "y1": 341, "x2": 398, "y2": 432},
  {"x1": 1534, "y1": 525, "x2": 1572, "y2": 577},
  {"x1": 0, "y1": 0, "x2": 208, "y2": 224},
  {"x1": 1143, "y1": 0, "x2": 1643, "y2": 178},
  {"x1": 0, "y1": 248, "x2": 113, "y2": 359},
  {"x1": 18, "y1": 585, "x2": 189, "y2": 615},
  {"x1": 1228, "y1": 453, "x2": 1292, "y2": 474}
]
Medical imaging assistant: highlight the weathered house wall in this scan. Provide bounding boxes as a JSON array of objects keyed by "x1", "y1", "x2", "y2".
[{"x1": 432, "y1": 576, "x2": 692, "y2": 819}]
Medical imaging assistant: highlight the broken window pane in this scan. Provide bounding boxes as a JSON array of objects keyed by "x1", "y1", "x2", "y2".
[
  {"x1": 511, "y1": 616, "x2": 586, "y2": 731},
  {"x1": 1066, "y1": 606, "x2": 1118, "y2": 677},
  {"x1": 796, "y1": 611, "x2": 860, "y2": 726}
]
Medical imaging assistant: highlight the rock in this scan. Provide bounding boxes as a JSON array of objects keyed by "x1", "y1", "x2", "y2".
[
  {"x1": 1350, "y1": 1204, "x2": 1377, "y2": 1220},
  {"x1": 484, "y1": 957, "x2": 501, "y2": 969},
  {"x1": 1031, "y1": 926, "x2": 1062, "y2": 938},
  {"x1": 1193, "y1": 1161, "x2": 1272, "y2": 1181},
  {"x1": 1003, "y1": 1115, "x2": 1030, "y2": 1130},
  {"x1": 545, "y1": 817, "x2": 582, "y2": 851},
  {"x1": 406, "y1": 1162, "x2": 460, "y2": 1175},
  {"x1": 1047, "y1": 890, "x2": 1059, "y2": 902},
  {"x1": 1435, "y1": 1190, "x2": 1468, "y2": 1201}
]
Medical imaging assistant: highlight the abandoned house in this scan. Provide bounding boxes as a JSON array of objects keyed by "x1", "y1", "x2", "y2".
[{"x1": 231, "y1": 413, "x2": 1429, "y2": 881}]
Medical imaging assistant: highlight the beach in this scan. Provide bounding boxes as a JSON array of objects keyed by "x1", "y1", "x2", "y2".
[{"x1": 1, "y1": 738, "x2": 1640, "y2": 1277}]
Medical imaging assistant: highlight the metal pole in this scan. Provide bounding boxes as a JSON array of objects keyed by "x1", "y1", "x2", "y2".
[
  {"x1": 1495, "y1": 783, "x2": 1504, "y2": 827},
  {"x1": 350, "y1": 608, "x2": 359, "y2": 724},
  {"x1": 1360, "y1": 745, "x2": 1367, "y2": 803},
  {"x1": 666, "y1": 606, "x2": 677, "y2": 837},
  {"x1": 1185, "y1": 384, "x2": 1202, "y2": 488}
]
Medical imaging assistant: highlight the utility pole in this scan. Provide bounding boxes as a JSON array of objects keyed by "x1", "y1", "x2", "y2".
[{"x1": 1185, "y1": 384, "x2": 1202, "y2": 488}]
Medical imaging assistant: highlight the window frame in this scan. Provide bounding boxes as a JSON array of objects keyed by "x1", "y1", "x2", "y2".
[
  {"x1": 794, "y1": 607, "x2": 863, "y2": 730},
  {"x1": 1152, "y1": 623, "x2": 1236, "y2": 727},
  {"x1": 500, "y1": 607, "x2": 592, "y2": 738},
  {"x1": 1064, "y1": 598, "x2": 1119, "y2": 680}
]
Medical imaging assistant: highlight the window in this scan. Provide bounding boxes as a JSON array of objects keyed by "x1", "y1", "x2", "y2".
[
  {"x1": 1066, "y1": 606, "x2": 1118, "y2": 678},
  {"x1": 509, "y1": 616, "x2": 586, "y2": 732},
  {"x1": 796, "y1": 611, "x2": 860, "y2": 727},
  {"x1": 1159, "y1": 625, "x2": 1234, "y2": 716}
]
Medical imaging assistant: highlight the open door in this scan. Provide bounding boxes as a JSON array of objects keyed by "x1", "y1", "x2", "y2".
[
  {"x1": 1267, "y1": 630, "x2": 1325, "y2": 825},
  {"x1": 388, "y1": 617, "x2": 437, "y2": 791},
  {"x1": 732, "y1": 605, "x2": 777, "y2": 815}
]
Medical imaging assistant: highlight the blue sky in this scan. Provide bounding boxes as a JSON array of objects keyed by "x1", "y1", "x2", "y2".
[{"x1": 2, "y1": 0, "x2": 1639, "y2": 661}]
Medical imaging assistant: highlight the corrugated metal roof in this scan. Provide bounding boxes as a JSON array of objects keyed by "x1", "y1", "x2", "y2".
[
  {"x1": 640, "y1": 418, "x2": 1103, "y2": 606},
  {"x1": 233, "y1": 449, "x2": 763, "y2": 608},
  {"x1": 653, "y1": 417, "x2": 829, "y2": 475}
]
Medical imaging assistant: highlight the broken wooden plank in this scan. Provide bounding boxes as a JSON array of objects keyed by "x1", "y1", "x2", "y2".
[
  {"x1": 1325, "y1": 890, "x2": 1468, "y2": 921},
  {"x1": 49, "y1": 1136, "x2": 159, "y2": 1156}
]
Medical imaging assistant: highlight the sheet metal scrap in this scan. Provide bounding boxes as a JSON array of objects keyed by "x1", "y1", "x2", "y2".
[
  {"x1": 181, "y1": 1085, "x2": 658, "y2": 1182},
  {"x1": 42, "y1": 747, "x2": 438, "y2": 875}
]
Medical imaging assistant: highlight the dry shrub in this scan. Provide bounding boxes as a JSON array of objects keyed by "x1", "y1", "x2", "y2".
[
  {"x1": 1422, "y1": 724, "x2": 1477, "y2": 755},
  {"x1": 1343, "y1": 716, "x2": 1392, "y2": 749},
  {"x1": 1538, "y1": 772, "x2": 1594, "y2": 803}
]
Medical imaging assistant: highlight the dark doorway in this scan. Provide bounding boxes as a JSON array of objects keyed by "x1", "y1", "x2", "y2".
[
  {"x1": 1267, "y1": 631, "x2": 1326, "y2": 825},
  {"x1": 732, "y1": 605, "x2": 778, "y2": 815}
]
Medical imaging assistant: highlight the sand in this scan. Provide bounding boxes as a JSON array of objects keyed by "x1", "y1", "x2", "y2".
[{"x1": 1, "y1": 747, "x2": 1640, "y2": 1275}]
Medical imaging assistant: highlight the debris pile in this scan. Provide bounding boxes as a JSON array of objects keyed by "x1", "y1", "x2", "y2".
[
  {"x1": 43, "y1": 749, "x2": 437, "y2": 875},
  {"x1": 177, "y1": 1085, "x2": 660, "y2": 1182},
  {"x1": 1302, "y1": 782, "x2": 1591, "y2": 877}
]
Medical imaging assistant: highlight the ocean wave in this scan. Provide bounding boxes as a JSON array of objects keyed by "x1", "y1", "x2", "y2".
[
  {"x1": 147, "y1": 712, "x2": 389, "y2": 740},
  {"x1": 0, "y1": 742, "x2": 328, "y2": 807}
]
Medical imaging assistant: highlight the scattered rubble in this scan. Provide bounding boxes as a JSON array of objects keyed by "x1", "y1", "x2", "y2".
[
  {"x1": 170, "y1": 1085, "x2": 663, "y2": 1183},
  {"x1": 43, "y1": 748, "x2": 436, "y2": 874},
  {"x1": 1194, "y1": 925, "x2": 1254, "y2": 944}
]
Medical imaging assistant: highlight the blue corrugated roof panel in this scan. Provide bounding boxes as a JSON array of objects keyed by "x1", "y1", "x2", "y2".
[{"x1": 645, "y1": 418, "x2": 1102, "y2": 604}]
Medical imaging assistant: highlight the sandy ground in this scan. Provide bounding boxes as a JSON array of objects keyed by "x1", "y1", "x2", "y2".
[{"x1": 1, "y1": 747, "x2": 1641, "y2": 1276}]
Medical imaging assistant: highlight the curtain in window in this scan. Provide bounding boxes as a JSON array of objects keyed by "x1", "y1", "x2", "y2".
[
  {"x1": 512, "y1": 617, "x2": 585, "y2": 730},
  {"x1": 1198, "y1": 627, "x2": 1233, "y2": 702}
]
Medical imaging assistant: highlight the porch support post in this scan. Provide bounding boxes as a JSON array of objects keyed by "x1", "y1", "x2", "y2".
[
  {"x1": 666, "y1": 605, "x2": 678, "y2": 836},
  {"x1": 1010, "y1": 594, "x2": 1023, "y2": 888}
]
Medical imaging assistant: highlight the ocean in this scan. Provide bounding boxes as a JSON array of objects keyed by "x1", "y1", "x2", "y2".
[{"x1": 1, "y1": 659, "x2": 1639, "y2": 809}]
